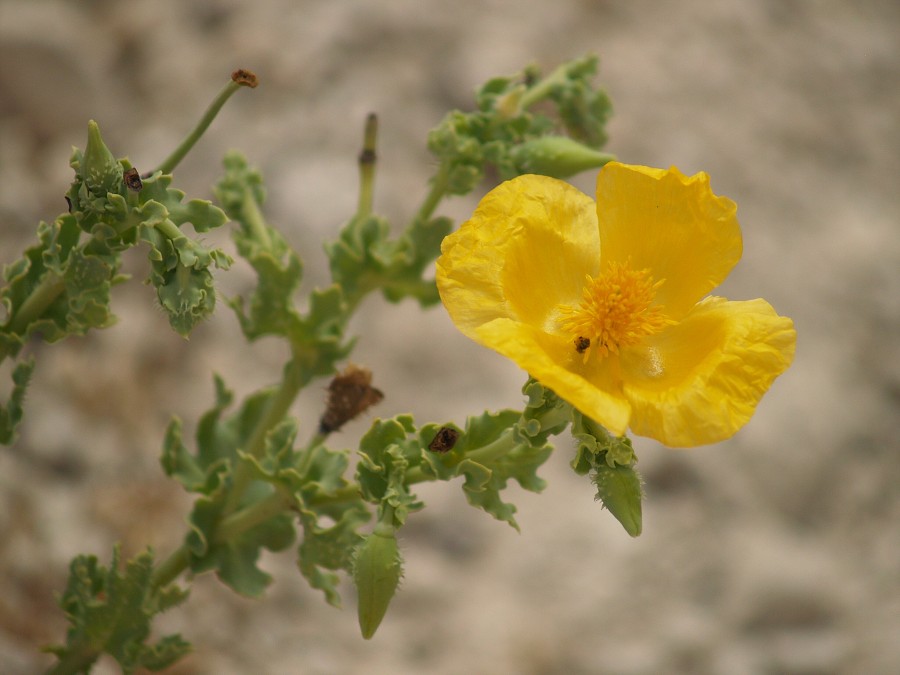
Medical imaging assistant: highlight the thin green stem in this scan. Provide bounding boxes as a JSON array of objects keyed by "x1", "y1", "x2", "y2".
[
  {"x1": 411, "y1": 164, "x2": 449, "y2": 227},
  {"x1": 516, "y1": 61, "x2": 570, "y2": 112},
  {"x1": 151, "y1": 79, "x2": 244, "y2": 176},
  {"x1": 238, "y1": 183, "x2": 272, "y2": 250},
  {"x1": 374, "y1": 503, "x2": 396, "y2": 536},
  {"x1": 294, "y1": 430, "x2": 328, "y2": 480},
  {"x1": 154, "y1": 217, "x2": 187, "y2": 242},
  {"x1": 150, "y1": 490, "x2": 292, "y2": 590},
  {"x1": 356, "y1": 113, "x2": 378, "y2": 219},
  {"x1": 303, "y1": 431, "x2": 328, "y2": 454},
  {"x1": 307, "y1": 484, "x2": 363, "y2": 507},
  {"x1": 534, "y1": 405, "x2": 572, "y2": 435},
  {"x1": 464, "y1": 428, "x2": 518, "y2": 464},
  {"x1": 217, "y1": 489, "x2": 293, "y2": 542},
  {"x1": 2, "y1": 272, "x2": 66, "y2": 362},
  {"x1": 150, "y1": 543, "x2": 191, "y2": 589},
  {"x1": 6, "y1": 272, "x2": 66, "y2": 337}
]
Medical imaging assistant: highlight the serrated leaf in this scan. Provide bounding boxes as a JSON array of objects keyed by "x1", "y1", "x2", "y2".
[
  {"x1": 136, "y1": 634, "x2": 193, "y2": 672},
  {"x1": 184, "y1": 488, "x2": 296, "y2": 597},
  {"x1": 297, "y1": 501, "x2": 370, "y2": 607},
  {"x1": 137, "y1": 171, "x2": 228, "y2": 235},
  {"x1": 1, "y1": 216, "x2": 119, "y2": 357},
  {"x1": 169, "y1": 198, "x2": 229, "y2": 234},
  {"x1": 0, "y1": 358, "x2": 34, "y2": 445},
  {"x1": 228, "y1": 223, "x2": 304, "y2": 339},
  {"x1": 436, "y1": 410, "x2": 552, "y2": 530},
  {"x1": 165, "y1": 375, "x2": 300, "y2": 597},
  {"x1": 45, "y1": 546, "x2": 191, "y2": 673},
  {"x1": 455, "y1": 443, "x2": 552, "y2": 532},
  {"x1": 570, "y1": 410, "x2": 636, "y2": 474},
  {"x1": 140, "y1": 221, "x2": 230, "y2": 337},
  {"x1": 326, "y1": 213, "x2": 451, "y2": 308},
  {"x1": 356, "y1": 416, "x2": 425, "y2": 526},
  {"x1": 292, "y1": 438, "x2": 371, "y2": 607},
  {"x1": 160, "y1": 417, "x2": 207, "y2": 491},
  {"x1": 567, "y1": 411, "x2": 643, "y2": 536},
  {"x1": 288, "y1": 285, "x2": 354, "y2": 378},
  {"x1": 214, "y1": 515, "x2": 296, "y2": 597},
  {"x1": 214, "y1": 150, "x2": 266, "y2": 220}
]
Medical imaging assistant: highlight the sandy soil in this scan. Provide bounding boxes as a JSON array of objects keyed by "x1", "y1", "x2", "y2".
[{"x1": 1, "y1": 1, "x2": 898, "y2": 673}]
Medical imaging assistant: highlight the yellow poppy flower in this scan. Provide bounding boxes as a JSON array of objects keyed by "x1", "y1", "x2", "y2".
[{"x1": 436, "y1": 162, "x2": 796, "y2": 447}]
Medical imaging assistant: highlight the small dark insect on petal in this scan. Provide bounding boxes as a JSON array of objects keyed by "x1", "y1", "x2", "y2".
[
  {"x1": 428, "y1": 426, "x2": 460, "y2": 453},
  {"x1": 575, "y1": 336, "x2": 591, "y2": 353},
  {"x1": 123, "y1": 167, "x2": 143, "y2": 192}
]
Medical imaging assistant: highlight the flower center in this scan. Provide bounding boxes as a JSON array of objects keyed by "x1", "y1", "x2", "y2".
[{"x1": 558, "y1": 260, "x2": 672, "y2": 362}]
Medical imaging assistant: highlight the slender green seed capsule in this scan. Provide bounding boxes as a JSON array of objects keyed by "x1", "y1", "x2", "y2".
[
  {"x1": 593, "y1": 463, "x2": 643, "y2": 537},
  {"x1": 82, "y1": 120, "x2": 123, "y2": 196},
  {"x1": 511, "y1": 136, "x2": 616, "y2": 179},
  {"x1": 353, "y1": 528, "x2": 403, "y2": 639}
]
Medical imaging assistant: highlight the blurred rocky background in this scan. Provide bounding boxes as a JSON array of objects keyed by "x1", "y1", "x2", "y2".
[{"x1": 1, "y1": 1, "x2": 898, "y2": 673}]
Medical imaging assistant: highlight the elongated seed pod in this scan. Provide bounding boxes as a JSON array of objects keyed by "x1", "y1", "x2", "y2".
[{"x1": 353, "y1": 528, "x2": 403, "y2": 639}]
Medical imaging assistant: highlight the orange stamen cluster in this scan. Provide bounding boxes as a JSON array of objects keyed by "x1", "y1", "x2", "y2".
[{"x1": 558, "y1": 260, "x2": 672, "y2": 362}]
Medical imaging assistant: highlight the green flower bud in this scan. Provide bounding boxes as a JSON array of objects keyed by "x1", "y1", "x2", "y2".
[
  {"x1": 82, "y1": 120, "x2": 123, "y2": 196},
  {"x1": 593, "y1": 462, "x2": 643, "y2": 537},
  {"x1": 353, "y1": 526, "x2": 403, "y2": 639},
  {"x1": 511, "y1": 136, "x2": 616, "y2": 179}
]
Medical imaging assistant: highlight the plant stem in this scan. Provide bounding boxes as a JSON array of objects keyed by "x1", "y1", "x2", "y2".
[
  {"x1": 223, "y1": 357, "x2": 308, "y2": 515},
  {"x1": 217, "y1": 489, "x2": 293, "y2": 541},
  {"x1": 7, "y1": 272, "x2": 66, "y2": 336},
  {"x1": 150, "y1": 543, "x2": 192, "y2": 589},
  {"x1": 151, "y1": 79, "x2": 245, "y2": 176},
  {"x1": 151, "y1": 490, "x2": 292, "y2": 590},
  {"x1": 356, "y1": 113, "x2": 378, "y2": 219},
  {"x1": 239, "y1": 184, "x2": 272, "y2": 250},
  {"x1": 154, "y1": 218, "x2": 186, "y2": 242},
  {"x1": 516, "y1": 60, "x2": 571, "y2": 111},
  {"x1": 1, "y1": 272, "x2": 66, "y2": 362},
  {"x1": 411, "y1": 164, "x2": 449, "y2": 226},
  {"x1": 46, "y1": 645, "x2": 100, "y2": 675}
]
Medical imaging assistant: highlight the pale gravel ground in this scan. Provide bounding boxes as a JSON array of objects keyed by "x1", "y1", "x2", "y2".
[{"x1": 1, "y1": 1, "x2": 898, "y2": 674}]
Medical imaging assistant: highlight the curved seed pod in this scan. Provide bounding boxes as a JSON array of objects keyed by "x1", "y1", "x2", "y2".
[
  {"x1": 510, "y1": 136, "x2": 615, "y2": 179},
  {"x1": 352, "y1": 527, "x2": 403, "y2": 639},
  {"x1": 593, "y1": 462, "x2": 643, "y2": 537}
]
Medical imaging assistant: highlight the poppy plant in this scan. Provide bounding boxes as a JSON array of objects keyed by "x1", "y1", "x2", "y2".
[{"x1": 436, "y1": 162, "x2": 796, "y2": 447}]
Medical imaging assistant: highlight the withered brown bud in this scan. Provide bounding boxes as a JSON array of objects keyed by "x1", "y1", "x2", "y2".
[
  {"x1": 319, "y1": 364, "x2": 384, "y2": 434},
  {"x1": 231, "y1": 69, "x2": 259, "y2": 88},
  {"x1": 123, "y1": 167, "x2": 143, "y2": 192},
  {"x1": 427, "y1": 426, "x2": 459, "y2": 454}
]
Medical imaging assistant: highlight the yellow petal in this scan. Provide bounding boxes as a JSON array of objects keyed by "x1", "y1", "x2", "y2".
[
  {"x1": 596, "y1": 163, "x2": 742, "y2": 320},
  {"x1": 437, "y1": 174, "x2": 598, "y2": 337},
  {"x1": 619, "y1": 297, "x2": 796, "y2": 447},
  {"x1": 474, "y1": 318, "x2": 632, "y2": 435}
]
